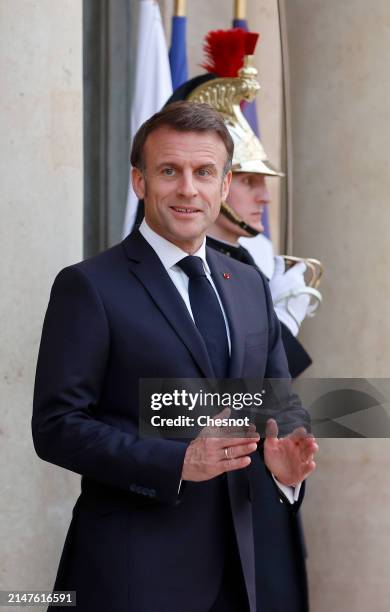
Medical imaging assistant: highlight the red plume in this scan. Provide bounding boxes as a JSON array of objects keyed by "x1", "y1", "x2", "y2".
[{"x1": 201, "y1": 28, "x2": 259, "y2": 78}]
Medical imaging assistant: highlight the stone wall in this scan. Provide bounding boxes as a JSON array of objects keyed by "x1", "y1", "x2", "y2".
[{"x1": 0, "y1": 1, "x2": 83, "y2": 606}]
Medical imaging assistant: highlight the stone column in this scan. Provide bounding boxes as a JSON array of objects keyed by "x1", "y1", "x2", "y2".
[
  {"x1": 0, "y1": 0, "x2": 82, "y2": 602},
  {"x1": 284, "y1": 1, "x2": 390, "y2": 610}
]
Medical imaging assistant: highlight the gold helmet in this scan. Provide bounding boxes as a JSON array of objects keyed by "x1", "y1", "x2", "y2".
[
  {"x1": 188, "y1": 58, "x2": 282, "y2": 177},
  {"x1": 167, "y1": 29, "x2": 282, "y2": 180}
]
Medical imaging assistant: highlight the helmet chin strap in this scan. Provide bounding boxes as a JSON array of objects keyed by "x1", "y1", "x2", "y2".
[{"x1": 220, "y1": 201, "x2": 260, "y2": 237}]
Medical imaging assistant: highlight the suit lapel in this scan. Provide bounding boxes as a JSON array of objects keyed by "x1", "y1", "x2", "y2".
[
  {"x1": 206, "y1": 247, "x2": 246, "y2": 377},
  {"x1": 123, "y1": 231, "x2": 214, "y2": 378}
]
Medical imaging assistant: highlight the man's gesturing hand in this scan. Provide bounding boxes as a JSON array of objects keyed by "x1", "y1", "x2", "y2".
[
  {"x1": 264, "y1": 418, "x2": 318, "y2": 487},
  {"x1": 181, "y1": 409, "x2": 259, "y2": 482}
]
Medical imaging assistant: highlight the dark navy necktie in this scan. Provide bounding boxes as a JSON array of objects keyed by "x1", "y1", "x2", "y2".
[{"x1": 177, "y1": 256, "x2": 229, "y2": 378}]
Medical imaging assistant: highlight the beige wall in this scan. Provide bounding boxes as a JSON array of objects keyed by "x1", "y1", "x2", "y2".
[
  {"x1": 284, "y1": 1, "x2": 390, "y2": 611},
  {"x1": 285, "y1": 0, "x2": 390, "y2": 378},
  {"x1": 0, "y1": 0, "x2": 82, "y2": 604},
  {"x1": 302, "y1": 439, "x2": 390, "y2": 612}
]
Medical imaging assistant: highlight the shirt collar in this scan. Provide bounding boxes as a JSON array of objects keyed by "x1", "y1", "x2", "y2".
[{"x1": 139, "y1": 220, "x2": 210, "y2": 274}]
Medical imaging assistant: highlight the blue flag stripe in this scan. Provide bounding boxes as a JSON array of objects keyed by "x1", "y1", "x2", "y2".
[{"x1": 169, "y1": 16, "x2": 188, "y2": 90}]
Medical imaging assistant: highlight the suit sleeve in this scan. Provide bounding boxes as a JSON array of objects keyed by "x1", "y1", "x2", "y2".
[
  {"x1": 256, "y1": 437, "x2": 306, "y2": 514},
  {"x1": 32, "y1": 266, "x2": 188, "y2": 505},
  {"x1": 247, "y1": 268, "x2": 310, "y2": 511}
]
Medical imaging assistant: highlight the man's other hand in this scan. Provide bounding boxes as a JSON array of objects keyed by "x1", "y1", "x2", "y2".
[
  {"x1": 264, "y1": 418, "x2": 318, "y2": 487},
  {"x1": 181, "y1": 408, "x2": 260, "y2": 482}
]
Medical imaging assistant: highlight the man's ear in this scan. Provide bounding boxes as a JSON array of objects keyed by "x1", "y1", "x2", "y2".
[
  {"x1": 221, "y1": 170, "x2": 232, "y2": 201},
  {"x1": 131, "y1": 167, "x2": 146, "y2": 199}
]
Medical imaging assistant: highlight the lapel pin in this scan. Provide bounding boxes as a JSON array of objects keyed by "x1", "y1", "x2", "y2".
[{"x1": 223, "y1": 272, "x2": 231, "y2": 280}]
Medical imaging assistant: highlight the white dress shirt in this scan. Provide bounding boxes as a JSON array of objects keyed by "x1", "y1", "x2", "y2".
[
  {"x1": 139, "y1": 219, "x2": 231, "y2": 352},
  {"x1": 139, "y1": 220, "x2": 300, "y2": 504}
]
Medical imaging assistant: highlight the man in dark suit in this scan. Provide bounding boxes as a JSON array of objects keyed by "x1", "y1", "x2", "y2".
[{"x1": 32, "y1": 101, "x2": 318, "y2": 612}]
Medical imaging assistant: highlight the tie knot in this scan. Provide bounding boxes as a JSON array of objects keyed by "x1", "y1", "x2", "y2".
[{"x1": 177, "y1": 256, "x2": 206, "y2": 279}]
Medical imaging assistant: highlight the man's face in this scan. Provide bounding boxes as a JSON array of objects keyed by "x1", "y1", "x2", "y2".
[
  {"x1": 218, "y1": 172, "x2": 271, "y2": 239},
  {"x1": 132, "y1": 127, "x2": 232, "y2": 253}
]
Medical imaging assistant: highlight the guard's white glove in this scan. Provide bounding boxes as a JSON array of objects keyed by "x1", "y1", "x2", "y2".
[{"x1": 269, "y1": 256, "x2": 311, "y2": 337}]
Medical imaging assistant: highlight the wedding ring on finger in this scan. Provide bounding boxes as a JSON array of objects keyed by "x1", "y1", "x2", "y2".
[{"x1": 224, "y1": 447, "x2": 231, "y2": 460}]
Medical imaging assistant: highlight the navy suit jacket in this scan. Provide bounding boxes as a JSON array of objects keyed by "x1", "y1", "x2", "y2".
[{"x1": 32, "y1": 230, "x2": 309, "y2": 612}]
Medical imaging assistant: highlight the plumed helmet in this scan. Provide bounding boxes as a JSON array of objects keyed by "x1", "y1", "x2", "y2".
[{"x1": 168, "y1": 28, "x2": 283, "y2": 177}]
